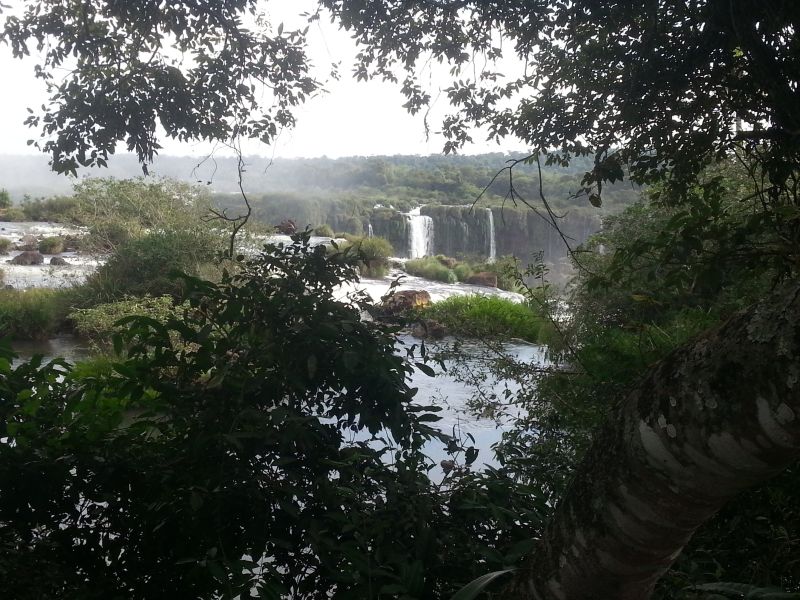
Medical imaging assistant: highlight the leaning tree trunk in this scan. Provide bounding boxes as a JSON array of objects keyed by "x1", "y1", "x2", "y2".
[{"x1": 508, "y1": 282, "x2": 800, "y2": 599}]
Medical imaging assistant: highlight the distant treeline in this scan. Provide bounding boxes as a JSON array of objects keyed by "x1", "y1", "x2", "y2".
[
  {"x1": 0, "y1": 152, "x2": 642, "y2": 218},
  {"x1": 206, "y1": 153, "x2": 643, "y2": 235}
]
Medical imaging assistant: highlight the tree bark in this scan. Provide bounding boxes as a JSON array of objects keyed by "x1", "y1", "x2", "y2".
[{"x1": 509, "y1": 281, "x2": 800, "y2": 599}]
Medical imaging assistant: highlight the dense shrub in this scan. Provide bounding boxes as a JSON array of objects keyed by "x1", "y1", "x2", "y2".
[
  {"x1": 405, "y1": 256, "x2": 457, "y2": 283},
  {"x1": 331, "y1": 235, "x2": 393, "y2": 277},
  {"x1": 0, "y1": 207, "x2": 25, "y2": 221},
  {"x1": 452, "y1": 263, "x2": 473, "y2": 281},
  {"x1": 314, "y1": 223, "x2": 335, "y2": 237},
  {"x1": 21, "y1": 195, "x2": 80, "y2": 222},
  {"x1": 0, "y1": 238, "x2": 11, "y2": 254},
  {"x1": 74, "y1": 230, "x2": 221, "y2": 305},
  {"x1": 0, "y1": 234, "x2": 549, "y2": 599},
  {"x1": 469, "y1": 256, "x2": 520, "y2": 292},
  {"x1": 69, "y1": 295, "x2": 181, "y2": 348},
  {"x1": 38, "y1": 236, "x2": 64, "y2": 254},
  {"x1": 0, "y1": 289, "x2": 70, "y2": 339},
  {"x1": 422, "y1": 295, "x2": 547, "y2": 343}
]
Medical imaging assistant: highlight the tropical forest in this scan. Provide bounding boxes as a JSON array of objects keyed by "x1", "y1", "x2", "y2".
[{"x1": 0, "y1": 2, "x2": 798, "y2": 600}]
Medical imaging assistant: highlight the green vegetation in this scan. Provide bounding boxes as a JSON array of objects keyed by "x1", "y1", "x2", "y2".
[
  {"x1": 75, "y1": 230, "x2": 220, "y2": 305},
  {"x1": 332, "y1": 235, "x2": 393, "y2": 277},
  {"x1": 0, "y1": 235, "x2": 547, "y2": 598},
  {"x1": 422, "y1": 295, "x2": 549, "y2": 343},
  {"x1": 0, "y1": 189, "x2": 10, "y2": 209},
  {"x1": 69, "y1": 295, "x2": 181, "y2": 349},
  {"x1": 313, "y1": 223, "x2": 334, "y2": 237},
  {"x1": 4, "y1": 0, "x2": 800, "y2": 597},
  {"x1": 0, "y1": 289, "x2": 70, "y2": 339},
  {"x1": 405, "y1": 255, "x2": 520, "y2": 291},
  {"x1": 405, "y1": 257, "x2": 457, "y2": 283},
  {"x1": 37, "y1": 236, "x2": 63, "y2": 254},
  {"x1": 0, "y1": 238, "x2": 10, "y2": 254},
  {"x1": 20, "y1": 195, "x2": 79, "y2": 222}
]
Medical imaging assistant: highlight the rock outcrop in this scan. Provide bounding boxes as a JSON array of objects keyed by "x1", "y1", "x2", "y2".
[
  {"x1": 10, "y1": 251, "x2": 44, "y2": 265},
  {"x1": 379, "y1": 289, "x2": 432, "y2": 315},
  {"x1": 17, "y1": 235, "x2": 38, "y2": 251},
  {"x1": 465, "y1": 272, "x2": 498, "y2": 287}
]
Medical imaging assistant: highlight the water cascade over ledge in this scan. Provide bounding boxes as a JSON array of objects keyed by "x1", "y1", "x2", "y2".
[
  {"x1": 405, "y1": 207, "x2": 434, "y2": 258},
  {"x1": 486, "y1": 208, "x2": 496, "y2": 263}
]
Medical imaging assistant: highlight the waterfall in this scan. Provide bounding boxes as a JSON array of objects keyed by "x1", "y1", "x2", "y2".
[
  {"x1": 367, "y1": 223, "x2": 374, "y2": 238},
  {"x1": 405, "y1": 207, "x2": 434, "y2": 258},
  {"x1": 486, "y1": 208, "x2": 496, "y2": 263}
]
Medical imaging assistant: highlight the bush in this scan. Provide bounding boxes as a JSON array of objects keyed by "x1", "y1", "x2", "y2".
[
  {"x1": 21, "y1": 195, "x2": 80, "y2": 222},
  {"x1": 405, "y1": 257, "x2": 457, "y2": 283},
  {"x1": 422, "y1": 295, "x2": 547, "y2": 343},
  {"x1": 453, "y1": 263, "x2": 473, "y2": 281},
  {"x1": 0, "y1": 288, "x2": 70, "y2": 339},
  {"x1": 330, "y1": 235, "x2": 393, "y2": 277},
  {"x1": 314, "y1": 223, "x2": 335, "y2": 237},
  {"x1": 470, "y1": 255, "x2": 520, "y2": 292},
  {"x1": 38, "y1": 236, "x2": 64, "y2": 254},
  {"x1": 0, "y1": 238, "x2": 11, "y2": 254},
  {"x1": 0, "y1": 207, "x2": 25, "y2": 221},
  {"x1": 73, "y1": 229, "x2": 221, "y2": 305},
  {"x1": 69, "y1": 295, "x2": 180, "y2": 348}
]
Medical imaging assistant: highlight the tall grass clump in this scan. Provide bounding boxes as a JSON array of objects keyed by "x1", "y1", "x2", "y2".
[
  {"x1": 405, "y1": 257, "x2": 457, "y2": 283},
  {"x1": 0, "y1": 238, "x2": 11, "y2": 254},
  {"x1": 422, "y1": 295, "x2": 548, "y2": 343},
  {"x1": 38, "y1": 236, "x2": 65, "y2": 254},
  {"x1": 69, "y1": 295, "x2": 181, "y2": 349},
  {"x1": 0, "y1": 288, "x2": 71, "y2": 339}
]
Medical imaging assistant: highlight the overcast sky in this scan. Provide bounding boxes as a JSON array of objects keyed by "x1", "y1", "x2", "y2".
[{"x1": 0, "y1": 0, "x2": 523, "y2": 160}]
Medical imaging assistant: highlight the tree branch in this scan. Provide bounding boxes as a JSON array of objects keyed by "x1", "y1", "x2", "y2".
[{"x1": 508, "y1": 278, "x2": 800, "y2": 599}]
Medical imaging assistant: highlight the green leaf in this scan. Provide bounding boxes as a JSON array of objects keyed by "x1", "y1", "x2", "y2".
[
  {"x1": 415, "y1": 362, "x2": 437, "y2": 377},
  {"x1": 450, "y1": 569, "x2": 516, "y2": 600}
]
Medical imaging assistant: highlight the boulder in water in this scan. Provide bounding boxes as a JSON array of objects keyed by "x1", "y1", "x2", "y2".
[
  {"x1": 465, "y1": 271, "x2": 498, "y2": 287},
  {"x1": 411, "y1": 319, "x2": 446, "y2": 339},
  {"x1": 380, "y1": 289, "x2": 432, "y2": 314},
  {"x1": 17, "y1": 234, "x2": 38, "y2": 251},
  {"x1": 10, "y1": 251, "x2": 44, "y2": 265},
  {"x1": 50, "y1": 256, "x2": 69, "y2": 266}
]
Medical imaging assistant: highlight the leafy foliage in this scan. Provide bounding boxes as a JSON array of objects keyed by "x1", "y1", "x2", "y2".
[
  {"x1": 37, "y1": 236, "x2": 63, "y2": 254},
  {"x1": 3, "y1": 1, "x2": 318, "y2": 174},
  {"x1": 69, "y1": 295, "x2": 181, "y2": 349},
  {"x1": 0, "y1": 288, "x2": 70, "y2": 339},
  {"x1": 0, "y1": 234, "x2": 551, "y2": 598},
  {"x1": 422, "y1": 296, "x2": 548, "y2": 344},
  {"x1": 74, "y1": 229, "x2": 220, "y2": 304}
]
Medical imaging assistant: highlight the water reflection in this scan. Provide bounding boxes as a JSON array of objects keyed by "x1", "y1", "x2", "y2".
[{"x1": 10, "y1": 332, "x2": 541, "y2": 472}]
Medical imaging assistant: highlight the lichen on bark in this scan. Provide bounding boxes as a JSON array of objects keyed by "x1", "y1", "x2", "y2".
[{"x1": 507, "y1": 280, "x2": 800, "y2": 600}]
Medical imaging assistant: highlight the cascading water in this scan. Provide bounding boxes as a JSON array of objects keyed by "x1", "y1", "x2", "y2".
[
  {"x1": 486, "y1": 208, "x2": 496, "y2": 263},
  {"x1": 367, "y1": 223, "x2": 374, "y2": 238},
  {"x1": 405, "y1": 207, "x2": 434, "y2": 258}
]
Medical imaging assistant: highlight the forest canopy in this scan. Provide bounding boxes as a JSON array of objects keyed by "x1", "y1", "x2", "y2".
[{"x1": 1, "y1": 1, "x2": 800, "y2": 599}]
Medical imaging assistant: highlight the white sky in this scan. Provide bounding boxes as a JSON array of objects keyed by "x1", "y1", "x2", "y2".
[{"x1": 0, "y1": 0, "x2": 524, "y2": 160}]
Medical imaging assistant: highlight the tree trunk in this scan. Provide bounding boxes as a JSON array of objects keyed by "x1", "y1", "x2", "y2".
[{"x1": 509, "y1": 282, "x2": 800, "y2": 599}]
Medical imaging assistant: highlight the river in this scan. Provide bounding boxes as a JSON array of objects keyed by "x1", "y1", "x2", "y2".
[{"x1": 6, "y1": 224, "x2": 542, "y2": 471}]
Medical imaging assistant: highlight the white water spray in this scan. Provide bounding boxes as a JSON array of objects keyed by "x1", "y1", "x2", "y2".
[
  {"x1": 405, "y1": 207, "x2": 434, "y2": 258},
  {"x1": 486, "y1": 208, "x2": 496, "y2": 263}
]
